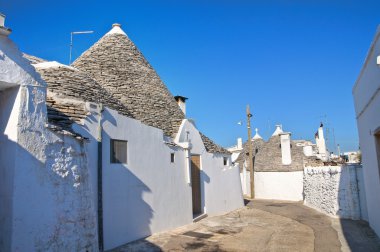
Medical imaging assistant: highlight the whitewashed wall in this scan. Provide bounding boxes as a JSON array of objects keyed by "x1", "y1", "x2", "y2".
[
  {"x1": 353, "y1": 26, "x2": 380, "y2": 237},
  {"x1": 78, "y1": 108, "x2": 193, "y2": 250},
  {"x1": 303, "y1": 165, "x2": 366, "y2": 220},
  {"x1": 254, "y1": 171, "x2": 304, "y2": 201},
  {"x1": 0, "y1": 36, "x2": 98, "y2": 251},
  {"x1": 175, "y1": 120, "x2": 244, "y2": 216}
]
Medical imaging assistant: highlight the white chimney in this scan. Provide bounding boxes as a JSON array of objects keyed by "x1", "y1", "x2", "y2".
[
  {"x1": 174, "y1": 96, "x2": 188, "y2": 116},
  {"x1": 237, "y1": 138, "x2": 243, "y2": 149},
  {"x1": 280, "y1": 132, "x2": 292, "y2": 165},
  {"x1": 315, "y1": 123, "x2": 327, "y2": 160},
  {"x1": 0, "y1": 13, "x2": 11, "y2": 36},
  {"x1": 303, "y1": 145, "x2": 313, "y2": 157},
  {"x1": 0, "y1": 14, "x2": 4, "y2": 27}
]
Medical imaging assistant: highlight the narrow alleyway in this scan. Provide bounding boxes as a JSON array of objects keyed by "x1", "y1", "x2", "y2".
[{"x1": 111, "y1": 200, "x2": 380, "y2": 252}]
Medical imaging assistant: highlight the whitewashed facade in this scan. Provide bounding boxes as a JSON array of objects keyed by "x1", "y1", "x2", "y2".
[
  {"x1": 353, "y1": 25, "x2": 380, "y2": 237},
  {"x1": 0, "y1": 22, "x2": 98, "y2": 252},
  {"x1": 0, "y1": 20, "x2": 244, "y2": 251}
]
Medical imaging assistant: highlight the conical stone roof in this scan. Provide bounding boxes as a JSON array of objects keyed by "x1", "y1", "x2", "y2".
[{"x1": 72, "y1": 24, "x2": 185, "y2": 138}]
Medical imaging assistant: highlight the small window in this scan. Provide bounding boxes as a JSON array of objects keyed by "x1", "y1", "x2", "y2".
[
  {"x1": 110, "y1": 139, "x2": 128, "y2": 164},
  {"x1": 223, "y1": 157, "x2": 228, "y2": 166},
  {"x1": 170, "y1": 153, "x2": 175, "y2": 163}
]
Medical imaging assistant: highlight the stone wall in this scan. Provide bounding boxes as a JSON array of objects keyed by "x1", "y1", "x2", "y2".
[{"x1": 303, "y1": 165, "x2": 366, "y2": 220}]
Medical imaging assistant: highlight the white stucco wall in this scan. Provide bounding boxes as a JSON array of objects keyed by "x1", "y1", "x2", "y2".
[
  {"x1": 353, "y1": 26, "x2": 380, "y2": 236},
  {"x1": 356, "y1": 166, "x2": 368, "y2": 221},
  {"x1": 303, "y1": 165, "x2": 364, "y2": 220},
  {"x1": 175, "y1": 120, "x2": 244, "y2": 216},
  {"x1": 355, "y1": 91, "x2": 380, "y2": 233},
  {"x1": 0, "y1": 35, "x2": 98, "y2": 251},
  {"x1": 78, "y1": 108, "x2": 193, "y2": 250},
  {"x1": 254, "y1": 171, "x2": 304, "y2": 201}
]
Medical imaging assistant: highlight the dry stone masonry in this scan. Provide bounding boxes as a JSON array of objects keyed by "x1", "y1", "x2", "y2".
[
  {"x1": 254, "y1": 136, "x2": 305, "y2": 172},
  {"x1": 303, "y1": 165, "x2": 362, "y2": 219},
  {"x1": 30, "y1": 25, "x2": 228, "y2": 154},
  {"x1": 72, "y1": 30, "x2": 185, "y2": 139}
]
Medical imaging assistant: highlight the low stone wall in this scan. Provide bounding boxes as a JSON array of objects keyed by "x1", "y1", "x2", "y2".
[{"x1": 303, "y1": 165, "x2": 365, "y2": 220}]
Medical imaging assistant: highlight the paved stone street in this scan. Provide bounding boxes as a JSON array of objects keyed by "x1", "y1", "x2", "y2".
[{"x1": 111, "y1": 200, "x2": 380, "y2": 252}]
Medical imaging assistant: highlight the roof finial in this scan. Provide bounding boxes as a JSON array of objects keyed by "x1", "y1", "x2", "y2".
[
  {"x1": 272, "y1": 124, "x2": 283, "y2": 136},
  {"x1": 252, "y1": 128, "x2": 262, "y2": 140},
  {"x1": 106, "y1": 23, "x2": 127, "y2": 36}
]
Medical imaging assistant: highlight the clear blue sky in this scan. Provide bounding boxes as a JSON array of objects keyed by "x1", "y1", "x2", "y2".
[{"x1": 2, "y1": 0, "x2": 379, "y2": 152}]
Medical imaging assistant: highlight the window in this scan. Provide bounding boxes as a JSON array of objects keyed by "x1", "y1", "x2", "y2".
[
  {"x1": 171, "y1": 153, "x2": 175, "y2": 163},
  {"x1": 110, "y1": 139, "x2": 128, "y2": 164},
  {"x1": 223, "y1": 157, "x2": 228, "y2": 166}
]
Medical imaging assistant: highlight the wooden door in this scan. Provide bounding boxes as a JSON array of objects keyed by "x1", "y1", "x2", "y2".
[{"x1": 191, "y1": 155, "x2": 202, "y2": 215}]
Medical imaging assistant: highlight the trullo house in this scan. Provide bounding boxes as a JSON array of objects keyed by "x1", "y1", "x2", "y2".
[{"x1": 0, "y1": 18, "x2": 243, "y2": 251}]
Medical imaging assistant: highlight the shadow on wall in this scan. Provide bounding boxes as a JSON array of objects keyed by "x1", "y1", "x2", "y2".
[
  {"x1": 337, "y1": 165, "x2": 380, "y2": 251},
  {"x1": 0, "y1": 36, "x2": 42, "y2": 84},
  {"x1": 47, "y1": 98, "x2": 158, "y2": 249},
  {"x1": 0, "y1": 86, "x2": 19, "y2": 251},
  {"x1": 0, "y1": 132, "x2": 99, "y2": 251},
  {"x1": 200, "y1": 169, "x2": 210, "y2": 215},
  {"x1": 101, "y1": 128, "x2": 155, "y2": 249},
  {"x1": 0, "y1": 135, "x2": 15, "y2": 252}
]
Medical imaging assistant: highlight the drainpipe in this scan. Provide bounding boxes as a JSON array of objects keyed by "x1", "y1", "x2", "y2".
[{"x1": 97, "y1": 104, "x2": 104, "y2": 251}]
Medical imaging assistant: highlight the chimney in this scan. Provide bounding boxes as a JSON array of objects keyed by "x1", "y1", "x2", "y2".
[
  {"x1": 316, "y1": 123, "x2": 327, "y2": 159},
  {"x1": 237, "y1": 138, "x2": 243, "y2": 149},
  {"x1": 174, "y1": 96, "x2": 188, "y2": 116},
  {"x1": 280, "y1": 132, "x2": 292, "y2": 165},
  {"x1": 0, "y1": 13, "x2": 11, "y2": 36}
]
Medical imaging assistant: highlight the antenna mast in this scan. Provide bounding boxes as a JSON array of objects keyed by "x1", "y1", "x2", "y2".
[{"x1": 69, "y1": 30, "x2": 94, "y2": 65}]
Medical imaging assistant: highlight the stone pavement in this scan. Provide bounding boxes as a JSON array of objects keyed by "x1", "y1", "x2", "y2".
[{"x1": 111, "y1": 200, "x2": 380, "y2": 252}]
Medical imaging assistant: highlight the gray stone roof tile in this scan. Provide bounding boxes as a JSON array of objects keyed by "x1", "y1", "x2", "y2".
[
  {"x1": 72, "y1": 31, "x2": 184, "y2": 139},
  {"x1": 35, "y1": 64, "x2": 133, "y2": 134},
  {"x1": 200, "y1": 133, "x2": 230, "y2": 155},
  {"x1": 27, "y1": 25, "x2": 228, "y2": 154},
  {"x1": 254, "y1": 136, "x2": 305, "y2": 172},
  {"x1": 235, "y1": 138, "x2": 265, "y2": 172},
  {"x1": 23, "y1": 53, "x2": 47, "y2": 64}
]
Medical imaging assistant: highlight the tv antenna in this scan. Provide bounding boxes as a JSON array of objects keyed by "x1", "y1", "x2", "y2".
[{"x1": 69, "y1": 30, "x2": 94, "y2": 65}]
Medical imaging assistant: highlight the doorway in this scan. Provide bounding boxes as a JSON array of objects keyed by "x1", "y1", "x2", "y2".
[
  {"x1": 0, "y1": 86, "x2": 20, "y2": 252},
  {"x1": 191, "y1": 155, "x2": 202, "y2": 216},
  {"x1": 375, "y1": 130, "x2": 380, "y2": 185}
]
